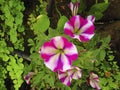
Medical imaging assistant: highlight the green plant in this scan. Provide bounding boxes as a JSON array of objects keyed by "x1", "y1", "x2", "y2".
[
  {"x1": 0, "y1": 0, "x2": 25, "y2": 89},
  {"x1": 0, "y1": 0, "x2": 120, "y2": 90}
]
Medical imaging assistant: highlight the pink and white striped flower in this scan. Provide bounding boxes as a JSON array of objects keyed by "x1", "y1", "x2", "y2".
[
  {"x1": 68, "y1": 1, "x2": 80, "y2": 16},
  {"x1": 58, "y1": 66, "x2": 82, "y2": 86},
  {"x1": 64, "y1": 15, "x2": 95, "y2": 42},
  {"x1": 89, "y1": 72, "x2": 101, "y2": 90},
  {"x1": 40, "y1": 36, "x2": 78, "y2": 72}
]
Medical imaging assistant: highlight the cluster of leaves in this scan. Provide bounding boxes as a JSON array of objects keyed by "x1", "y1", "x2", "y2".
[
  {"x1": 25, "y1": 1, "x2": 120, "y2": 90},
  {"x1": 0, "y1": 0, "x2": 25, "y2": 90}
]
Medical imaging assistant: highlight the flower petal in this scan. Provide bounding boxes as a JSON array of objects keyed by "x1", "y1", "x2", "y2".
[
  {"x1": 64, "y1": 44, "x2": 78, "y2": 60},
  {"x1": 79, "y1": 33, "x2": 94, "y2": 42},
  {"x1": 44, "y1": 53, "x2": 61, "y2": 72},
  {"x1": 89, "y1": 72, "x2": 101, "y2": 90},
  {"x1": 72, "y1": 67, "x2": 82, "y2": 79},
  {"x1": 87, "y1": 15, "x2": 95, "y2": 23},
  {"x1": 80, "y1": 20, "x2": 95, "y2": 34},
  {"x1": 61, "y1": 54, "x2": 72, "y2": 71},
  {"x1": 40, "y1": 42, "x2": 57, "y2": 59},
  {"x1": 64, "y1": 21, "x2": 74, "y2": 37},
  {"x1": 58, "y1": 71, "x2": 72, "y2": 86},
  {"x1": 68, "y1": 2, "x2": 74, "y2": 13},
  {"x1": 51, "y1": 36, "x2": 65, "y2": 49},
  {"x1": 90, "y1": 81, "x2": 101, "y2": 90}
]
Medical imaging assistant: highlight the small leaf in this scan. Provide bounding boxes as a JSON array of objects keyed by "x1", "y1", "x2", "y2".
[
  {"x1": 57, "y1": 16, "x2": 68, "y2": 33},
  {"x1": 10, "y1": 29, "x2": 17, "y2": 43},
  {"x1": 33, "y1": 14, "x2": 50, "y2": 34},
  {"x1": 96, "y1": 49, "x2": 106, "y2": 61}
]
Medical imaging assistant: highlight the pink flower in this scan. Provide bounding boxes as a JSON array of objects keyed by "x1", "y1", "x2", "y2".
[
  {"x1": 58, "y1": 66, "x2": 82, "y2": 86},
  {"x1": 89, "y1": 72, "x2": 101, "y2": 90},
  {"x1": 24, "y1": 72, "x2": 34, "y2": 84},
  {"x1": 64, "y1": 15, "x2": 95, "y2": 42},
  {"x1": 68, "y1": 1, "x2": 80, "y2": 16},
  {"x1": 40, "y1": 36, "x2": 78, "y2": 72}
]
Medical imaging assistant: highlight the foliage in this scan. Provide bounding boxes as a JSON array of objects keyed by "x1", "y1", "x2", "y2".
[
  {"x1": 0, "y1": 0, "x2": 25, "y2": 89},
  {"x1": 0, "y1": 0, "x2": 120, "y2": 90}
]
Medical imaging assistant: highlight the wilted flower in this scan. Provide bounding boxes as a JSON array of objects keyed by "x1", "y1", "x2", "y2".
[
  {"x1": 68, "y1": 1, "x2": 80, "y2": 16},
  {"x1": 24, "y1": 72, "x2": 34, "y2": 84},
  {"x1": 58, "y1": 66, "x2": 82, "y2": 86},
  {"x1": 89, "y1": 72, "x2": 101, "y2": 90},
  {"x1": 40, "y1": 36, "x2": 78, "y2": 72},
  {"x1": 64, "y1": 15, "x2": 95, "y2": 42}
]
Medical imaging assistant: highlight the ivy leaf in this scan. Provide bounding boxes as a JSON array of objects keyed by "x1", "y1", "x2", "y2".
[{"x1": 33, "y1": 14, "x2": 50, "y2": 34}]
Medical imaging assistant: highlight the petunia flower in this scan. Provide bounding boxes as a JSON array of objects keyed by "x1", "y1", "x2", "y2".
[
  {"x1": 88, "y1": 72, "x2": 101, "y2": 90},
  {"x1": 24, "y1": 72, "x2": 34, "y2": 84},
  {"x1": 64, "y1": 15, "x2": 95, "y2": 42},
  {"x1": 58, "y1": 66, "x2": 82, "y2": 86},
  {"x1": 68, "y1": 1, "x2": 80, "y2": 16},
  {"x1": 40, "y1": 36, "x2": 78, "y2": 72}
]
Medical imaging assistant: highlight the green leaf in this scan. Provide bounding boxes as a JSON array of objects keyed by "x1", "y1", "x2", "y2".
[
  {"x1": 33, "y1": 14, "x2": 50, "y2": 34},
  {"x1": 96, "y1": 49, "x2": 106, "y2": 61},
  {"x1": 10, "y1": 29, "x2": 17, "y2": 43},
  {"x1": 94, "y1": 12, "x2": 103, "y2": 20},
  {"x1": 48, "y1": 28, "x2": 59, "y2": 38},
  {"x1": 89, "y1": 3, "x2": 109, "y2": 13},
  {"x1": 88, "y1": 3, "x2": 109, "y2": 20},
  {"x1": 57, "y1": 16, "x2": 68, "y2": 33},
  {"x1": 78, "y1": 0, "x2": 86, "y2": 13}
]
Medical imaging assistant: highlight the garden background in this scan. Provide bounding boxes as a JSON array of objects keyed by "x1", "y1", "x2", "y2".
[{"x1": 0, "y1": 0, "x2": 120, "y2": 90}]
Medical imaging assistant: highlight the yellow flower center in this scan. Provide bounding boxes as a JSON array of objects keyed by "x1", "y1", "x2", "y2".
[{"x1": 74, "y1": 28, "x2": 82, "y2": 35}]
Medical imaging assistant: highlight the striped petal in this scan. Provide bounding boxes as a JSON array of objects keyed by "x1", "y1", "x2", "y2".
[
  {"x1": 70, "y1": 66, "x2": 82, "y2": 79},
  {"x1": 89, "y1": 72, "x2": 101, "y2": 90},
  {"x1": 64, "y1": 21, "x2": 74, "y2": 37},
  {"x1": 61, "y1": 53, "x2": 72, "y2": 71},
  {"x1": 45, "y1": 53, "x2": 61, "y2": 72},
  {"x1": 58, "y1": 71, "x2": 72, "y2": 86},
  {"x1": 64, "y1": 44, "x2": 78, "y2": 60},
  {"x1": 40, "y1": 42, "x2": 57, "y2": 59},
  {"x1": 79, "y1": 33, "x2": 94, "y2": 42},
  {"x1": 87, "y1": 15, "x2": 95, "y2": 23},
  {"x1": 51, "y1": 36, "x2": 65, "y2": 49}
]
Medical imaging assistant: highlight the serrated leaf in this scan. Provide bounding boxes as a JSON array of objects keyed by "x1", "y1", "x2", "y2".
[{"x1": 96, "y1": 49, "x2": 106, "y2": 61}]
